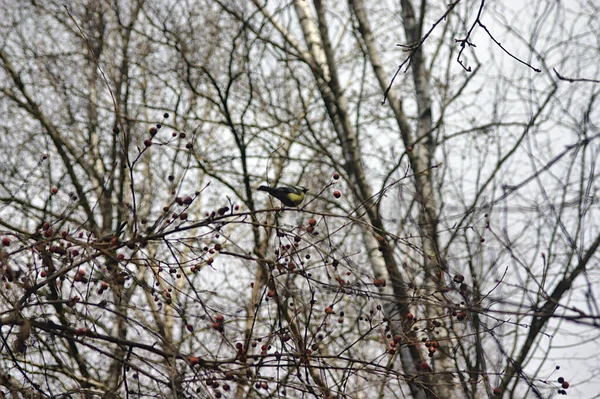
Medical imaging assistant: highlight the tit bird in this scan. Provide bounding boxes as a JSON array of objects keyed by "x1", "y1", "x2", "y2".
[{"x1": 258, "y1": 185, "x2": 308, "y2": 207}]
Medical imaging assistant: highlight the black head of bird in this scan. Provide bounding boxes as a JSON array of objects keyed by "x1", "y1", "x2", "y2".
[{"x1": 258, "y1": 185, "x2": 308, "y2": 207}]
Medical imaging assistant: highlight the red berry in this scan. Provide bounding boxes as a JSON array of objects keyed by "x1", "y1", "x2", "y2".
[
  {"x1": 493, "y1": 387, "x2": 501, "y2": 396},
  {"x1": 561, "y1": 381, "x2": 569, "y2": 389},
  {"x1": 187, "y1": 356, "x2": 201, "y2": 366},
  {"x1": 333, "y1": 190, "x2": 341, "y2": 198},
  {"x1": 144, "y1": 138, "x2": 152, "y2": 147},
  {"x1": 333, "y1": 173, "x2": 340, "y2": 180},
  {"x1": 373, "y1": 278, "x2": 387, "y2": 287},
  {"x1": 308, "y1": 218, "x2": 317, "y2": 226},
  {"x1": 407, "y1": 146, "x2": 413, "y2": 152},
  {"x1": 149, "y1": 127, "x2": 158, "y2": 136},
  {"x1": 1, "y1": 237, "x2": 10, "y2": 246},
  {"x1": 51, "y1": 187, "x2": 58, "y2": 195},
  {"x1": 406, "y1": 313, "x2": 414, "y2": 320}
]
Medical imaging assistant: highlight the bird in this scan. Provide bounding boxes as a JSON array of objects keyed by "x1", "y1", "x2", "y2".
[{"x1": 258, "y1": 185, "x2": 308, "y2": 207}]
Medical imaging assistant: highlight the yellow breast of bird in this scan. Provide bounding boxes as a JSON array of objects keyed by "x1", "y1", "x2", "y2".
[{"x1": 287, "y1": 192, "x2": 304, "y2": 204}]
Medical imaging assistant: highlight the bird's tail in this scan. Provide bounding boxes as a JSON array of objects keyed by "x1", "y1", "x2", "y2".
[{"x1": 258, "y1": 185, "x2": 275, "y2": 194}]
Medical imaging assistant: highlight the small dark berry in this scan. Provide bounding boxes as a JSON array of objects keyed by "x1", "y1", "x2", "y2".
[{"x1": 218, "y1": 206, "x2": 229, "y2": 215}]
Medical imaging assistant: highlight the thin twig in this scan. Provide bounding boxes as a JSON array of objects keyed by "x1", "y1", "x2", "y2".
[
  {"x1": 553, "y1": 68, "x2": 600, "y2": 83},
  {"x1": 383, "y1": 1, "x2": 460, "y2": 104}
]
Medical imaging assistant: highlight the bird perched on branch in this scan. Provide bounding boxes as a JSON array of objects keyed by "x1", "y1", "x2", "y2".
[{"x1": 258, "y1": 185, "x2": 308, "y2": 207}]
